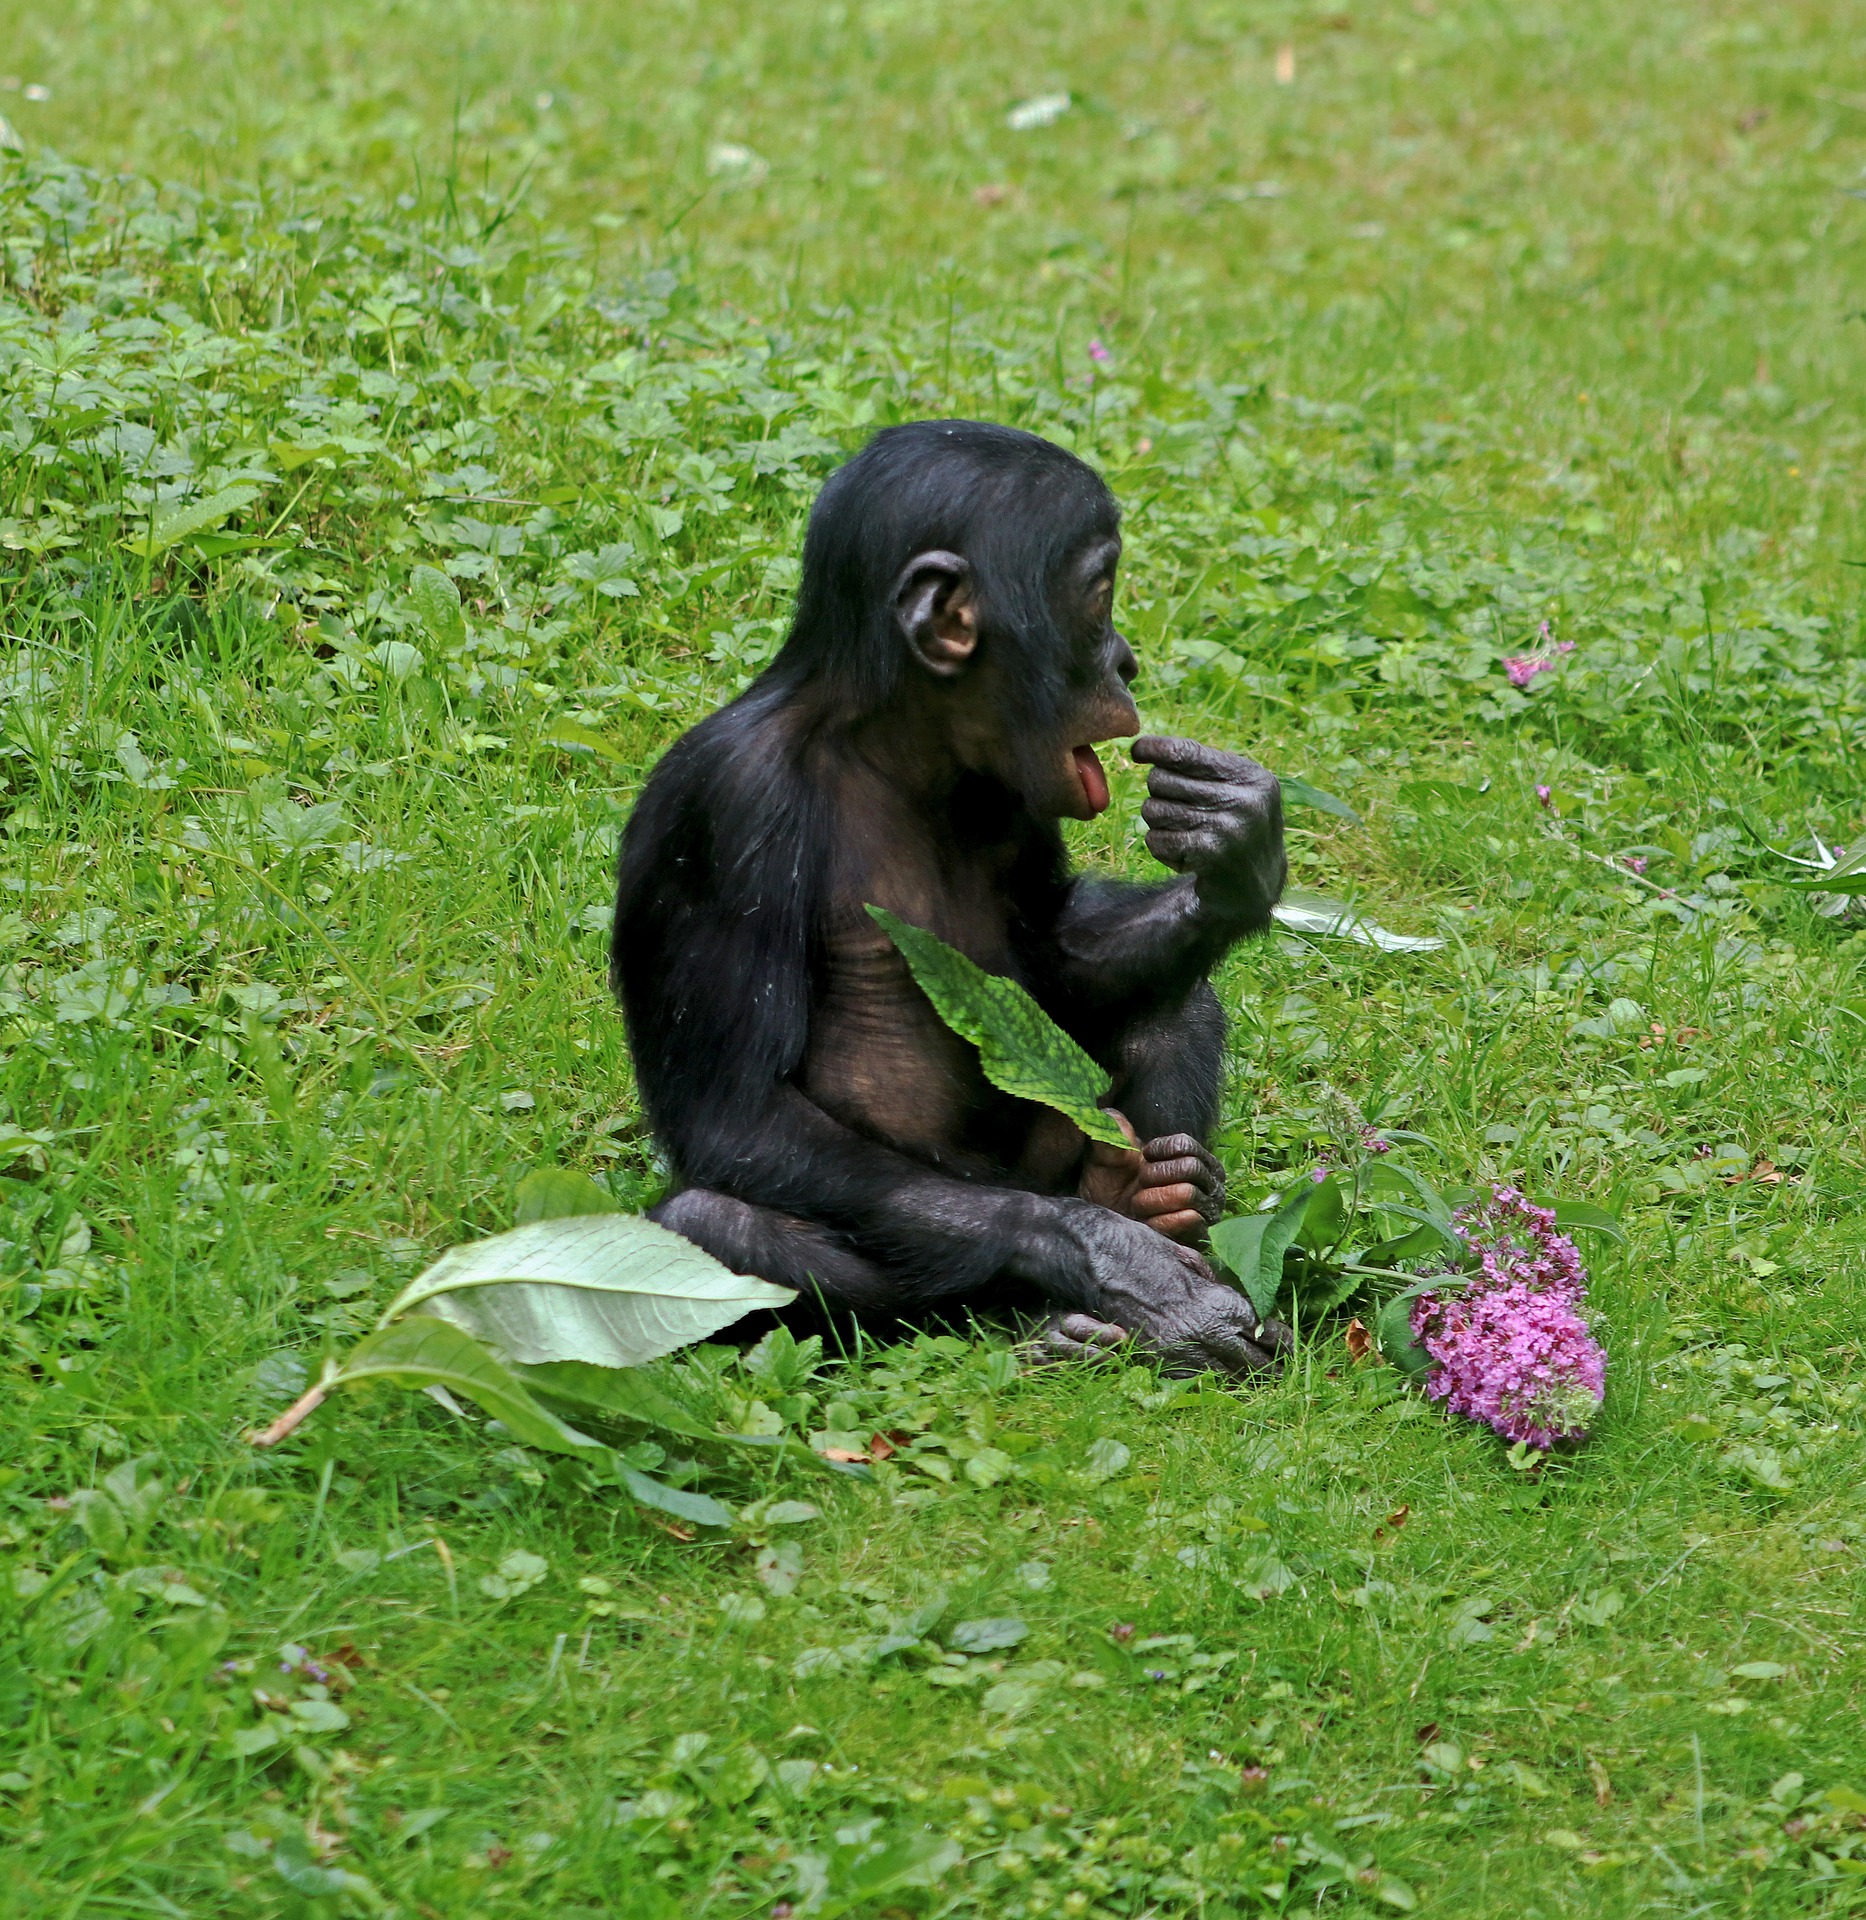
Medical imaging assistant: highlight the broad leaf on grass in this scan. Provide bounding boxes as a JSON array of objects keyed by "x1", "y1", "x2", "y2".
[
  {"x1": 381, "y1": 1213, "x2": 794, "y2": 1368},
  {"x1": 323, "y1": 1317, "x2": 731, "y2": 1525},
  {"x1": 539, "y1": 717, "x2": 628, "y2": 765},
  {"x1": 327, "y1": 1314, "x2": 617, "y2": 1472},
  {"x1": 1374, "y1": 1281, "x2": 1444, "y2": 1383},
  {"x1": 1210, "y1": 1183, "x2": 1314, "y2": 1322},
  {"x1": 1272, "y1": 888, "x2": 1445, "y2": 953},
  {"x1": 1543, "y1": 1199, "x2": 1627, "y2": 1246},
  {"x1": 408, "y1": 564, "x2": 467, "y2": 648},
  {"x1": 867, "y1": 905, "x2": 1126, "y2": 1147},
  {"x1": 513, "y1": 1166, "x2": 621, "y2": 1222},
  {"x1": 1279, "y1": 776, "x2": 1361, "y2": 823},
  {"x1": 518, "y1": 1356, "x2": 867, "y2": 1477},
  {"x1": 618, "y1": 1465, "x2": 734, "y2": 1530},
  {"x1": 122, "y1": 485, "x2": 259, "y2": 557}
]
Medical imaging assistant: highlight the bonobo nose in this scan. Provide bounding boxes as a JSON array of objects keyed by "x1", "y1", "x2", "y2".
[{"x1": 1113, "y1": 634, "x2": 1139, "y2": 684}]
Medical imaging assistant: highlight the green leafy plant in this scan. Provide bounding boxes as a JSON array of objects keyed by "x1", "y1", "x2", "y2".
[{"x1": 1210, "y1": 1090, "x2": 1623, "y2": 1334}]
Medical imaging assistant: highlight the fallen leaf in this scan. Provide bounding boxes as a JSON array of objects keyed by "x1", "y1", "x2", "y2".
[
  {"x1": 1345, "y1": 1318, "x2": 1373, "y2": 1362},
  {"x1": 822, "y1": 1448, "x2": 867, "y2": 1464},
  {"x1": 1374, "y1": 1504, "x2": 1411, "y2": 1542},
  {"x1": 1589, "y1": 1756, "x2": 1612, "y2": 1805}
]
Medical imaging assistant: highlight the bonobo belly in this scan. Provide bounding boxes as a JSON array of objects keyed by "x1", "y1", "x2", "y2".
[{"x1": 799, "y1": 938, "x2": 1085, "y2": 1191}]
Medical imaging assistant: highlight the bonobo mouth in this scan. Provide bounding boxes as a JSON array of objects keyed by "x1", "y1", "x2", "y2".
[{"x1": 1071, "y1": 744, "x2": 1111, "y2": 815}]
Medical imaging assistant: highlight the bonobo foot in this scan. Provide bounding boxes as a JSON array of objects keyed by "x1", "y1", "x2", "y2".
[{"x1": 1066, "y1": 1204, "x2": 1290, "y2": 1377}]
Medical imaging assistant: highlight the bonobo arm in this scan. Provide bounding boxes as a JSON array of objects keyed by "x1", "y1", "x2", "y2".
[{"x1": 1046, "y1": 737, "x2": 1286, "y2": 1006}]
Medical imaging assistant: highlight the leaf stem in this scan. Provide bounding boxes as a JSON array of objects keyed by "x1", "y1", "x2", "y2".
[
  {"x1": 1339, "y1": 1262, "x2": 1443, "y2": 1285},
  {"x1": 245, "y1": 1382, "x2": 328, "y2": 1447}
]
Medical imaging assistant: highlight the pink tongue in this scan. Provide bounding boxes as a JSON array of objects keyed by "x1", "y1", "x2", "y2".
[{"x1": 1073, "y1": 744, "x2": 1110, "y2": 814}]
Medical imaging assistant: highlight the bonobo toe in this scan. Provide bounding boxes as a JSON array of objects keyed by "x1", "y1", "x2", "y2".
[{"x1": 1023, "y1": 1311, "x2": 1131, "y2": 1366}]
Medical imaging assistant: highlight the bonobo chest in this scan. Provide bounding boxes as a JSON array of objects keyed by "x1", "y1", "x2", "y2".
[{"x1": 797, "y1": 799, "x2": 1077, "y2": 1185}]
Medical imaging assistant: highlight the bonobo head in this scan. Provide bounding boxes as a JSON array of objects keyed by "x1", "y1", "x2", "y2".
[{"x1": 771, "y1": 419, "x2": 1141, "y2": 820}]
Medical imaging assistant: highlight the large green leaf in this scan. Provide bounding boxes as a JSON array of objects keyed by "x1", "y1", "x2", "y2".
[
  {"x1": 380, "y1": 1214, "x2": 795, "y2": 1367},
  {"x1": 408, "y1": 564, "x2": 467, "y2": 648},
  {"x1": 519, "y1": 1358, "x2": 872, "y2": 1480},
  {"x1": 1272, "y1": 889, "x2": 1445, "y2": 953},
  {"x1": 866, "y1": 905, "x2": 1127, "y2": 1148},
  {"x1": 328, "y1": 1315, "x2": 618, "y2": 1470},
  {"x1": 324, "y1": 1318, "x2": 734, "y2": 1525},
  {"x1": 1209, "y1": 1183, "x2": 1315, "y2": 1322}
]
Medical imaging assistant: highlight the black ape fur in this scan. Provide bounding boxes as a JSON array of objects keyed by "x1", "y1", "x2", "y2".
[{"x1": 612, "y1": 420, "x2": 1289, "y2": 1374}]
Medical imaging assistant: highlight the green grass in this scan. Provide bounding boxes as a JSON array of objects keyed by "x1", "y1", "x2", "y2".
[{"x1": 2, "y1": 2, "x2": 1865, "y2": 1914}]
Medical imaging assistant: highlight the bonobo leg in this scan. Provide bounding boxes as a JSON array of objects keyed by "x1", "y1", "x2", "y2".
[
  {"x1": 1104, "y1": 978, "x2": 1225, "y2": 1142},
  {"x1": 652, "y1": 1188, "x2": 898, "y2": 1317}
]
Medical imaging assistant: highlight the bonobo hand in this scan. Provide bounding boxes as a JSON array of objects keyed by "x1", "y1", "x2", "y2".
[
  {"x1": 1061, "y1": 1203, "x2": 1288, "y2": 1377},
  {"x1": 1079, "y1": 1116, "x2": 1225, "y2": 1244},
  {"x1": 1131, "y1": 736, "x2": 1286, "y2": 923}
]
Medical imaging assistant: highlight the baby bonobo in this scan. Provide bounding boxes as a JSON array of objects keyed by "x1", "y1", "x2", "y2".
[{"x1": 611, "y1": 420, "x2": 1290, "y2": 1375}]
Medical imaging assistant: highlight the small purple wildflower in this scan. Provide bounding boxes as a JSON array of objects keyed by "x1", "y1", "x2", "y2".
[
  {"x1": 1088, "y1": 338, "x2": 1112, "y2": 365},
  {"x1": 1535, "y1": 784, "x2": 1552, "y2": 808},
  {"x1": 1555, "y1": 639, "x2": 1577, "y2": 655},
  {"x1": 1504, "y1": 655, "x2": 1556, "y2": 689},
  {"x1": 1360, "y1": 1126, "x2": 1391, "y2": 1155},
  {"x1": 1621, "y1": 855, "x2": 1648, "y2": 876},
  {"x1": 1409, "y1": 1187, "x2": 1604, "y2": 1449}
]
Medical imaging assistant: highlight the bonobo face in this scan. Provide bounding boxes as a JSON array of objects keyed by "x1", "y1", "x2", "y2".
[
  {"x1": 891, "y1": 532, "x2": 1140, "y2": 818},
  {"x1": 1041, "y1": 535, "x2": 1142, "y2": 821}
]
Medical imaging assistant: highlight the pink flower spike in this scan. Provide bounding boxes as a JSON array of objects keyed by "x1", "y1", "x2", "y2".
[
  {"x1": 1408, "y1": 1186, "x2": 1605, "y2": 1450},
  {"x1": 1555, "y1": 639, "x2": 1577, "y2": 654},
  {"x1": 1087, "y1": 338, "x2": 1112, "y2": 364},
  {"x1": 1535, "y1": 784, "x2": 1552, "y2": 806},
  {"x1": 1504, "y1": 655, "x2": 1555, "y2": 689}
]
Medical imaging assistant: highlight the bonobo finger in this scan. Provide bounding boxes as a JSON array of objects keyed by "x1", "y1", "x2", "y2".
[
  {"x1": 1064, "y1": 1314, "x2": 1130, "y2": 1349},
  {"x1": 1144, "y1": 769, "x2": 1263, "y2": 809},
  {"x1": 1132, "y1": 1181, "x2": 1199, "y2": 1217},
  {"x1": 1197, "y1": 1330, "x2": 1280, "y2": 1375},
  {"x1": 1132, "y1": 736, "x2": 1261, "y2": 779},
  {"x1": 1145, "y1": 1133, "x2": 1222, "y2": 1180},
  {"x1": 1139, "y1": 1156, "x2": 1214, "y2": 1191},
  {"x1": 1143, "y1": 1209, "x2": 1206, "y2": 1242},
  {"x1": 1144, "y1": 1132, "x2": 1206, "y2": 1162},
  {"x1": 1255, "y1": 1316, "x2": 1295, "y2": 1356},
  {"x1": 1140, "y1": 799, "x2": 1219, "y2": 833},
  {"x1": 1145, "y1": 829, "x2": 1223, "y2": 870}
]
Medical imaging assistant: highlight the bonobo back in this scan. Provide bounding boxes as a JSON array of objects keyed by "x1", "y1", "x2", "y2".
[{"x1": 611, "y1": 680, "x2": 827, "y2": 1176}]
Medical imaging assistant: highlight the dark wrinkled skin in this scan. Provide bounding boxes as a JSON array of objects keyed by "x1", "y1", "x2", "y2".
[{"x1": 612, "y1": 421, "x2": 1291, "y2": 1377}]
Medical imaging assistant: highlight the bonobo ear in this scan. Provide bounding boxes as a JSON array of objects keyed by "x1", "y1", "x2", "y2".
[{"x1": 892, "y1": 550, "x2": 979, "y2": 678}]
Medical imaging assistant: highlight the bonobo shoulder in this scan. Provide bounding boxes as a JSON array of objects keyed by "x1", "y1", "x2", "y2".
[{"x1": 618, "y1": 688, "x2": 829, "y2": 922}]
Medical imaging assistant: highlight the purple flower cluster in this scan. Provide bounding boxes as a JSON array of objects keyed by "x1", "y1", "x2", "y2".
[{"x1": 1410, "y1": 1187, "x2": 1605, "y2": 1449}]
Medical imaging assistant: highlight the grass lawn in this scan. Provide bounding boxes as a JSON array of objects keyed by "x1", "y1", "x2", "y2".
[{"x1": 2, "y1": 1, "x2": 1865, "y2": 1913}]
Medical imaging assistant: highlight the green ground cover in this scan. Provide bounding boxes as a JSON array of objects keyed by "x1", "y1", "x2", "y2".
[{"x1": 2, "y1": 2, "x2": 1864, "y2": 1913}]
